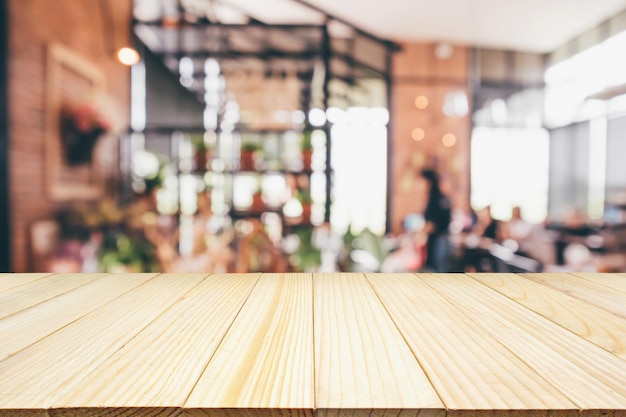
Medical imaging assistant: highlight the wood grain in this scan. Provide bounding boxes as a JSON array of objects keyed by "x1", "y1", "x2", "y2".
[
  {"x1": 2, "y1": 272, "x2": 626, "y2": 417},
  {"x1": 0, "y1": 273, "x2": 157, "y2": 361},
  {"x1": 524, "y1": 273, "x2": 626, "y2": 319},
  {"x1": 0, "y1": 273, "x2": 206, "y2": 410},
  {"x1": 183, "y1": 409, "x2": 313, "y2": 417},
  {"x1": 366, "y1": 273, "x2": 576, "y2": 412},
  {"x1": 468, "y1": 273, "x2": 626, "y2": 359},
  {"x1": 50, "y1": 408, "x2": 182, "y2": 417},
  {"x1": 0, "y1": 273, "x2": 52, "y2": 293},
  {"x1": 185, "y1": 273, "x2": 314, "y2": 412},
  {"x1": 570, "y1": 272, "x2": 626, "y2": 294},
  {"x1": 314, "y1": 273, "x2": 443, "y2": 415},
  {"x1": 0, "y1": 273, "x2": 103, "y2": 319},
  {"x1": 54, "y1": 273, "x2": 260, "y2": 409},
  {"x1": 419, "y1": 273, "x2": 626, "y2": 410}
]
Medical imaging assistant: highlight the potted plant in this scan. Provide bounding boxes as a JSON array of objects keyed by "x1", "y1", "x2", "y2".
[
  {"x1": 240, "y1": 142, "x2": 262, "y2": 171},
  {"x1": 251, "y1": 186, "x2": 265, "y2": 213},
  {"x1": 192, "y1": 134, "x2": 212, "y2": 171},
  {"x1": 60, "y1": 102, "x2": 113, "y2": 166},
  {"x1": 301, "y1": 130, "x2": 313, "y2": 171},
  {"x1": 297, "y1": 189, "x2": 313, "y2": 223}
]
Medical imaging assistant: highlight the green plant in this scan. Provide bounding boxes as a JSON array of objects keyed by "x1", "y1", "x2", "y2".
[
  {"x1": 192, "y1": 134, "x2": 210, "y2": 152},
  {"x1": 301, "y1": 130, "x2": 313, "y2": 151},
  {"x1": 289, "y1": 228, "x2": 321, "y2": 272},
  {"x1": 98, "y1": 230, "x2": 159, "y2": 273},
  {"x1": 296, "y1": 189, "x2": 313, "y2": 204},
  {"x1": 241, "y1": 142, "x2": 262, "y2": 152},
  {"x1": 143, "y1": 162, "x2": 165, "y2": 193}
]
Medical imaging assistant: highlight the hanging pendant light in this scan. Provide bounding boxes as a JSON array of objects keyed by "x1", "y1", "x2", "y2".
[{"x1": 101, "y1": 0, "x2": 140, "y2": 66}]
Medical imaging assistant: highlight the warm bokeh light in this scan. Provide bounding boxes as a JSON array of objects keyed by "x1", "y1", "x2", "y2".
[
  {"x1": 411, "y1": 128, "x2": 425, "y2": 141},
  {"x1": 117, "y1": 47, "x2": 140, "y2": 66},
  {"x1": 414, "y1": 95, "x2": 429, "y2": 109},
  {"x1": 442, "y1": 133, "x2": 457, "y2": 147}
]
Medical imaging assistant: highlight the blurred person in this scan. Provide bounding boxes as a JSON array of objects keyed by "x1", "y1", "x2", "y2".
[
  {"x1": 463, "y1": 205, "x2": 501, "y2": 272},
  {"x1": 418, "y1": 169, "x2": 452, "y2": 272},
  {"x1": 381, "y1": 214, "x2": 427, "y2": 273},
  {"x1": 474, "y1": 205, "x2": 501, "y2": 240},
  {"x1": 502, "y1": 206, "x2": 533, "y2": 253}
]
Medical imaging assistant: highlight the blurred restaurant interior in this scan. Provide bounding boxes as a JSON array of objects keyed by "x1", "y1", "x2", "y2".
[{"x1": 1, "y1": 0, "x2": 626, "y2": 274}]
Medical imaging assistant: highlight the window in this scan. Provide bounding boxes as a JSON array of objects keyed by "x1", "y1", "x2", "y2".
[
  {"x1": 330, "y1": 108, "x2": 388, "y2": 235},
  {"x1": 471, "y1": 127, "x2": 549, "y2": 223}
]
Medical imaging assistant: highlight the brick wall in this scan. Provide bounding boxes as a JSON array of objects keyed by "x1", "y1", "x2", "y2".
[
  {"x1": 9, "y1": 0, "x2": 131, "y2": 271},
  {"x1": 391, "y1": 42, "x2": 471, "y2": 234}
]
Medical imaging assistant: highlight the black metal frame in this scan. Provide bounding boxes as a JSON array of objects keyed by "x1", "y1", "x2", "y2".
[
  {"x1": 0, "y1": 0, "x2": 10, "y2": 271},
  {"x1": 132, "y1": 0, "x2": 399, "y2": 231}
]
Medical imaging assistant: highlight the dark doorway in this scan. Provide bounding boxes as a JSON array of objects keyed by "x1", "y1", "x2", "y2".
[{"x1": 0, "y1": 0, "x2": 11, "y2": 272}]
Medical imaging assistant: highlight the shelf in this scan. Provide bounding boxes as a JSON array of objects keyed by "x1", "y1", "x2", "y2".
[{"x1": 230, "y1": 207, "x2": 283, "y2": 219}]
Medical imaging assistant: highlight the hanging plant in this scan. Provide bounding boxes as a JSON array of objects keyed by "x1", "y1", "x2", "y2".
[{"x1": 59, "y1": 102, "x2": 113, "y2": 166}]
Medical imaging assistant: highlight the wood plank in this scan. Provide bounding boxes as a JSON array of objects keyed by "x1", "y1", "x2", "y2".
[
  {"x1": 53, "y1": 273, "x2": 260, "y2": 410},
  {"x1": 0, "y1": 273, "x2": 52, "y2": 293},
  {"x1": 0, "y1": 273, "x2": 104, "y2": 319},
  {"x1": 469, "y1": 273, "x2": 626, "y2": 359},
  {"x1": 48, "y1": 407, "x2": 181, "y2": 417},
  {"x1": 418, "y1": 273, "x2": 626, "y2": 410},
  {"x1": 0, "y1": 273, "x2": 206, "y2": 411},
  {"x1": 0, "y1": 273, "x2": 157, "y2": 361},
  {"x1": 185, "y1": 273, "x2": 314, "y2": 415},
  {"x1": 184, "y1": 410, "x2": 312, "y2": 417},
  {"x1": 570, "y1": 272, "x2": 626, "y2": 294},
  {"x1": 313, "y1": 273, "x2": 443, "y2": 416},
  {"x1": 523, "y1": 273, "x2": 626, "y2": 319},
  {"x1": 366, "y1": 273, "x2": 577, "y2": 413}
]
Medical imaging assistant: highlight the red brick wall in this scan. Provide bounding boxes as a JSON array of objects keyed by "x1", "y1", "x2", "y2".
[
  {"x1": 391, "y1": 42, "x2": 471, "y2": 234},
  {"x1": 9, "y1": 0, "x2": 131, "y2": 271}
]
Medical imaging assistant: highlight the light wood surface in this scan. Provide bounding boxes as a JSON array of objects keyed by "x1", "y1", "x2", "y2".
[
  {"x1": 366, "y1": 273, "x2": 576, "y2": 413},
  {"x1": 1, "y1": 272, "x2": 626, "y2": 417},
  {"x1": 571, "y1": 272, "x2": 626, "y2": 294},
  {"x1": 56, "y1": 273, "x2": 261, "y2": 410},
  {"x1": 186, "y1": 273, "x2": 314, "y2": 411},
  {"x1": 469, "y1": 273, "x2": 626, "y2": 359},
  {"x1": 314, "y1": 273, "x2": 442, "y2": 415},
  {"x1": 0, "y1": 273, "x2": 103, "y2": 319},
  {"x1": 0, "y1": 273, "x2": 157, "y2": 361},
  {"x1": 524, "y1": 272, "x2": 626, "y2": 318},
  {"x1": 420, "y1": 273, "x2": 626, "y2": 410},
  {"x1": 0, "y1": 273, "x2": 51, "y2": 292}
]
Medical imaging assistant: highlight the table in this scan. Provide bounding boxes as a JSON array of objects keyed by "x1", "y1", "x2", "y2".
[{"x1": 1, "y1": 272, "x2": 626, "y2": 417}]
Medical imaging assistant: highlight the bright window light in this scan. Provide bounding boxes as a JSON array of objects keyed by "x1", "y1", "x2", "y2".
[
  {"x1": 308, "y1": 108, "x2": 326, "y2": 127},
  {"x1": 331, "y1": 108, "x2": 388, "y2": 235},
  {"x1": 471, "y1": 127, "x2": 549, "y2": 223},
  {"x1": 545, "y1": 30, "x2": 626, "y2": 127}
]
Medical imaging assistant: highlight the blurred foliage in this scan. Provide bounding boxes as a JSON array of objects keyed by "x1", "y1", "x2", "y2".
[
  {"x1": 289, "y1": 228, "x2": 321, "y2": 272},
  {"x1": 99, "y1": 231, "x2": 159, "y2": 273},
  {"x1": 301, "y1": 129, "x2": 313, "y2": 151},
  {"x1": 341, "y1": 228, "x2": 388, "y2": 272},
  {"x1": 53, "y1": 198, "x2": 159, "y2": 272},
  {"x1": 296, "y1": 188, "x2": 312, "y2": 204}
]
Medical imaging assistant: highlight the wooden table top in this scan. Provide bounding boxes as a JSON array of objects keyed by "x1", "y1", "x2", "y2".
[{"x1": 1, "y1": 272, "x2": 625, "y2": 417}]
